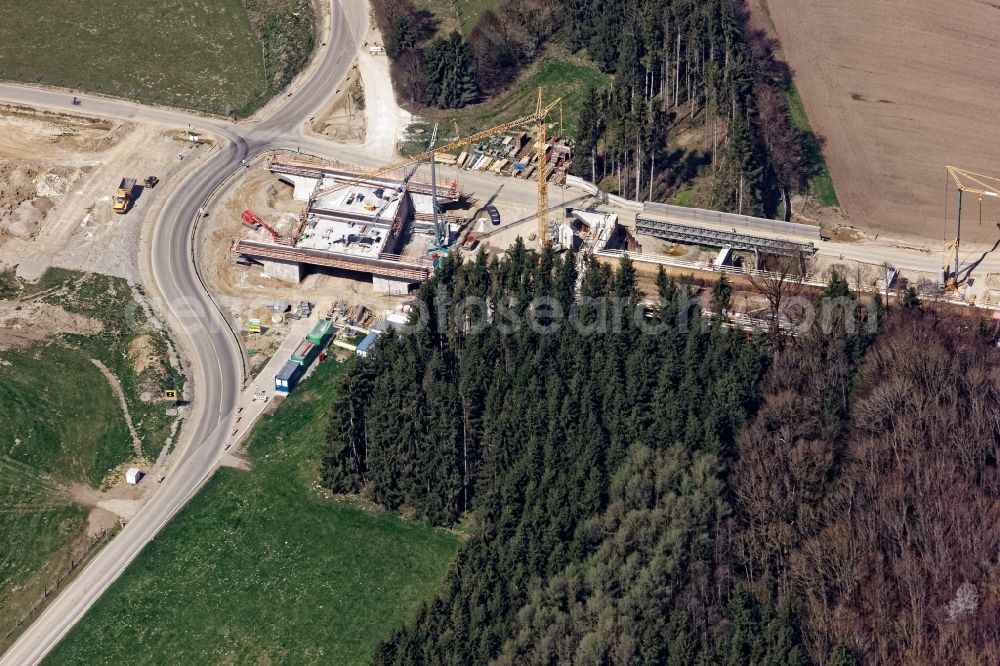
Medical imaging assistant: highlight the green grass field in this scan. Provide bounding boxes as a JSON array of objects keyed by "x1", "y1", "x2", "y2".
[
  {"x1": 0, "y1": 269, "x2": 184, "y2": 644},
  {"x1": 25, "y1": 269, "x2": 184, "y2": 460},
  {"x1": 786, "y1": 85, "x2": 839, "y2": 208},
  {"x1": 452, "y1": 0, "x2": 502, "y2": 33},
  {"x1": 672, "y1": 188, "x2": 696, "y2": 207},
  {"x1": 415, "y1": 0, "x2": 503, "y2": 36},
  {"x1": 46, "y1": 359, "x2": 460, "y2": 665},
  {"x1": 0, "y1": 345, "x2": 134, "y2": 641},
  {"x1": 405, "y1": 48, "x2": 610, "y2": 155},
  {"x1": 0, "y1": 0, "x2": 313, "y2": 116}
]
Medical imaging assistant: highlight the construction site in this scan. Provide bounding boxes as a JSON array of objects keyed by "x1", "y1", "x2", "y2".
[
  {"x1": 2, "y1": 84, "x2": 994, "y2": 350},
  {"x1": 1, "y1": 76, "x2": 979, "y2": 346},
  {"x1": 206, "y1": 114, "x2": 1000, "y2": 328},
  {"x1": 220, "y1": 92, "x2": 580, "y2": 298}
]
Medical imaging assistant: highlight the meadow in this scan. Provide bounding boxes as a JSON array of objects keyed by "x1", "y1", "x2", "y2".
[{"x1": 47, "y1": 358, "x2": 460, "y2": 665}]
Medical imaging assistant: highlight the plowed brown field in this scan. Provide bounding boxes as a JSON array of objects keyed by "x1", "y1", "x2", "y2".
[{"x1": 765, "y1": 0, "x2": 1000, "y2": 244}]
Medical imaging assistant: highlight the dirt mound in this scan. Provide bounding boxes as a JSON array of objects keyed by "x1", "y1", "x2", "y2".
[
  {"x1": 0, "y1": 299, "x2": 103, "y2": 351},
  {"x1": 128, "y1": 334, "x2": 162, "y2": 375},
  {"x1": 0, "y1": 160, "x2": 86, "y2": 243},
  {"x1": 0, "y1": 106, "x2": 120, "y2": 158}
]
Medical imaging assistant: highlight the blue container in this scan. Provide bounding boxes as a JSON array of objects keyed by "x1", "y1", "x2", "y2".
[
  {"x1": 275, "y1": 360, "x2": 303, "y2": 394},
  {"x1": 355, "y1": 331, "x2": 381, "y2": 357}
]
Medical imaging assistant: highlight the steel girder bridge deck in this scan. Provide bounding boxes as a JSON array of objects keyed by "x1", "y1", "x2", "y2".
[{"x1": 635, "y1": 215, "x2": 817, "y2": 258}]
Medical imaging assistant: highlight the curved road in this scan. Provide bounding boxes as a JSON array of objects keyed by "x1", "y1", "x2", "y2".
[
  {"x1": 0, "y1": 2, "x2": 368, "y2": 664},
  {"x1": 2, "y1": 0, "x2": 997, "y2": 660}
]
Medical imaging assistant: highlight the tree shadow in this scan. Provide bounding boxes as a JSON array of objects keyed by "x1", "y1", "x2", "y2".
[
  {"x1": 664, "y1": 148, "x2": 711, "y2": 188},
  {"x1": 957, "y1": 226, "x2": 1000, "y2": 283}
]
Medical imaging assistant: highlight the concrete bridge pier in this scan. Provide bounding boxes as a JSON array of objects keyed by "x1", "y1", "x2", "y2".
[
  {"x1": 373, "y1": 275, "x2": 416, "y2": 295},
  {"x1": 261, "y1": 258, "x2": 302, "y2": 283}
]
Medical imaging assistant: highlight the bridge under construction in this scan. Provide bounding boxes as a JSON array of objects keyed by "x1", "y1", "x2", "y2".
[{"x1": 232, "y1": 156, "x2": 463, "y2": 294}]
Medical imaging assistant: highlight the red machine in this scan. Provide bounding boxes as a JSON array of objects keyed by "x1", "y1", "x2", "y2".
[{"x1": 241, "y1": 209, "x2": 281, "y2": 240}]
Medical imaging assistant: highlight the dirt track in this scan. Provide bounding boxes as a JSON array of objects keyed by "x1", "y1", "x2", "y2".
[
  {"x1": 0, "y1": 107, "x2": 215, "y2": 282},
  {"x1": 765, "y1": 0, "x2": 1000, "y2": 245}
]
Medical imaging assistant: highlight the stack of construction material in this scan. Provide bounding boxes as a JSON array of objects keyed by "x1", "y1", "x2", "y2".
[{"x1": 346, "y1": 304, "x2": 372, "y2": 327}]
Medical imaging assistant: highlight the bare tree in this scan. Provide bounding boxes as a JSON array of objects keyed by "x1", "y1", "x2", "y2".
[
  {"x1": 755, "y1": 82, "x2": 806, "y2": 221},
  {"x1": 746, "y1": 254, "x2": 805, "y2": 343}
]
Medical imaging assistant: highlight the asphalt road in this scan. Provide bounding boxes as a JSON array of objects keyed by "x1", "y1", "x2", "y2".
[
  {"x1": 0, "y1": 0, "x2": 997, "y2": 660},
  {"x1": 0, "y1": 1, "x2": 367, "y2": 663}
]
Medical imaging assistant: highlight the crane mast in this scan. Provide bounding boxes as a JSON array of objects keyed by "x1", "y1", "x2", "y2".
[
  {"x1": 943, "y1": 166, "x2": 1000, "y2": 289},
  {"x1": 535, "y1": 88, "x2": 551, "y2": 244},
  {"x1": 310, "y1": 89, "x2": 561, "y2": 247}
]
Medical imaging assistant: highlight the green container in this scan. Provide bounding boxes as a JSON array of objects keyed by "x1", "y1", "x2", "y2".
[
  {"x1": 291, "y1": 340, "x2": 319, "y2": 366},
  {"x1": 306, "y1": 320, "x2": 333, "y2": 345}
]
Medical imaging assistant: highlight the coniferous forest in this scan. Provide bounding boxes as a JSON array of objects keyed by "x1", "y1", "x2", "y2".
[
  {"x1": 321, "y1": 246, "x2": 1000, "y2": 664},
  {"x1": 372, "y1": 0, "x2": 807, "y2": 217}
]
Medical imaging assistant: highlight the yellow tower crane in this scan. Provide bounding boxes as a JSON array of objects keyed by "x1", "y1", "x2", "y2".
[
  {"x1": 534, "y1": 88, "x2": 556, "y2": 244},
  {"x1": 310, "y1": 89, "x2": 562, "y2": 246},
  {"x1": 943, "y1": 166, "x2": 1000, "y2": 289}
]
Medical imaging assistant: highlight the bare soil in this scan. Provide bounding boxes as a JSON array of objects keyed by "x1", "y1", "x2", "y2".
[
  {"x1": 128, "y1": 334, "x2": 163, "y2": 375},
  {"x1": 311, "y1": 65, "x2": 366, "y2": 142},
  {"x1": 0, "y1": 299, "x2": 102, "y2": 351},
  {"x1": 0, "y1": 109, "x2": 112, "y2": 245},
  {"x1": 763, "y1": 0, "x2": 1000, "y2": 246},
  {"x1": 356, "y1": 24, "x2": 412, "y2": 161},
  {"x1": 0, "y1": 106, "x2": 215, "y2": 281},
  {"x1": 67, "y1": 480, "x2": 147, "y2": 520}
]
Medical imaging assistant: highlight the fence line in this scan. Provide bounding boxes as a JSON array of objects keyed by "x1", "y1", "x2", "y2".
[{"x1": 1, "y1": 527, "x2": 114, "y2": 649}]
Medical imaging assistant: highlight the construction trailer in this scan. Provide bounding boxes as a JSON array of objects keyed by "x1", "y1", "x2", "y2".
[
  {"x1": 355, "y1": 331, "x2": 381, "y2": 357},
  {"x1": 291, "y1": 340, "x2": 320, "y2": 366},
  {"x1": 275, "y1": 360, "x2": 304, "y2": 394},
  {"x1": 307, "y1": 319, "x2": 334, "y2": 345}
]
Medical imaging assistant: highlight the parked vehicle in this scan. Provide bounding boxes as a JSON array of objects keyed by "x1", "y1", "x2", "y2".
[{"x1": 113, "y1": 178, "x2": 137, "y2": 214}]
